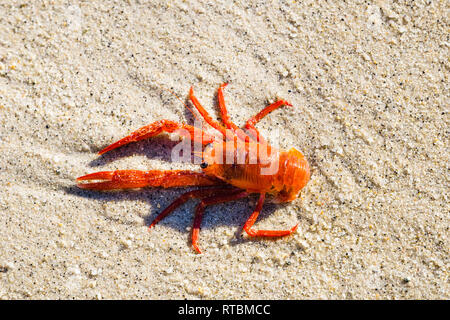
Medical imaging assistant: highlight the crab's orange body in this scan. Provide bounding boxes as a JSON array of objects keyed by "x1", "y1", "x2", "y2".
[
  {"x1": 201, "y1": 141, "x2": 309, "y2": 202},
  {"x1": 77, "y1": 84, "x2": 310, "y2": 253}
]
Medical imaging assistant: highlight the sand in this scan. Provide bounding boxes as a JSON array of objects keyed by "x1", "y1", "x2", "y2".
[{"x1": 0, "y1": 0, "x2": 448, "y2": 299}]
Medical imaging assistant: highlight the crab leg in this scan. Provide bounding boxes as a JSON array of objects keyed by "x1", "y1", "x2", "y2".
[
  {"x1": 216, "y1": 83, "x2": 238, "y2": 131},
  {"x1": 192, "y1": 190, "x2": 249, "y2": 253},
  {"x1": 216, "y1": 83, "x2": 253, "y2": 142},
  {"x1": 245, "y1": 100, "x2": 293, "y2": 143},
  {"x1": 189, "y1": 87, "x2": 230, "y2": 139},
  {"x1": 148, "y1": 186, "x2": 241, "y2": 228},
  {"x1": 98, "y1": 119, "x2": 214, "y2": 155},
  {"x1": 77, "y1": 170, "x2": 221, "y2": 190},
  {"x1": 243, "y1": 193, "x2": 299, "y2": 237}
]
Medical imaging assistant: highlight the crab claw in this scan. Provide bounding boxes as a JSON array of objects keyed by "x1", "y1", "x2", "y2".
[
  {"x1": 97, "y1": 120, "x2": 214, "y2": 155},
  {"x1": 76, "y1": 170, "x2": 151, "y2": 190},
  {"x1": 77, "y1": 170, "x2": 221, "y2": 191}
]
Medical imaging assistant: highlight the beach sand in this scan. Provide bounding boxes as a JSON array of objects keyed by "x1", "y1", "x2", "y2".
[{"x1": 0, "y1": 0, "x2": 448, "y2": 299}]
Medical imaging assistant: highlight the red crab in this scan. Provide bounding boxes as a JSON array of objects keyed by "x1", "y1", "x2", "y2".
[{"x1": 77, "y1": 83, "x2": 310, "y2": 253}]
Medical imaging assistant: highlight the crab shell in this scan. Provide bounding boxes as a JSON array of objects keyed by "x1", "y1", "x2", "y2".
[{"x1": 201, "y1": 141, "x2": 310, "y2": 202}]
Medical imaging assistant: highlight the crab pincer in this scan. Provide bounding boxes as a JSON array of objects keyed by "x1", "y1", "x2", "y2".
[
  {"x1": 77, "y1": 170, "x2": 221, "y2": 190},
  {"x1": 97, "y1": 119, "x2": 215, "y2": 155}
]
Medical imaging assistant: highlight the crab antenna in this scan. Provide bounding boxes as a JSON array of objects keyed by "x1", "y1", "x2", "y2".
[{"x1": 153, "y1": 82, "x2": 201, "y2": 123}]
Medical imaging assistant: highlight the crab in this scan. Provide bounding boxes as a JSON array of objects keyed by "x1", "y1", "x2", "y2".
[{"x1": 77, "y1": 83, "x2": 310, "y2": 253}]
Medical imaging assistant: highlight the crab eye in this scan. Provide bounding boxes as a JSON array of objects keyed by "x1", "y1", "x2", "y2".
[{"x1": 200, "y1": 162, "x2": 208, "y2": 169}]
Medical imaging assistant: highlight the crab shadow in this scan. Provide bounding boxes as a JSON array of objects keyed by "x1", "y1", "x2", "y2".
[
  {"x1": 65, "y1": 181, "x2": 297, "y2": 250},
  {"x1": 88, "y1": 95, "x2": 209, "y2": 168},
  {"x1": 87, "y1": 135, "x2": 187, "y2": 168}
]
